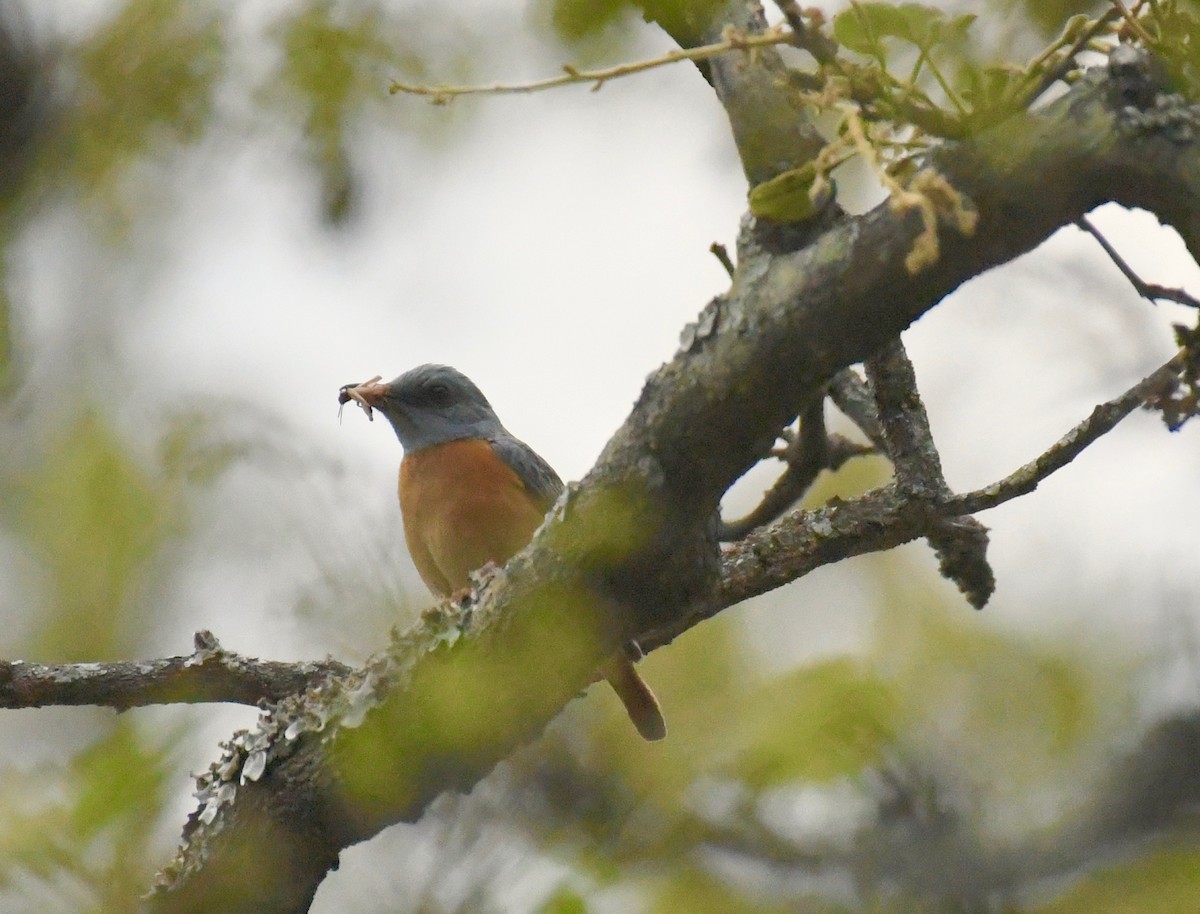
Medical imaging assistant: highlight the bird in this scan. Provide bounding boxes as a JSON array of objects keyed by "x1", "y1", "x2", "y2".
[{"x1": 339, "y1": 363, "x2": 666, "y2": 741}]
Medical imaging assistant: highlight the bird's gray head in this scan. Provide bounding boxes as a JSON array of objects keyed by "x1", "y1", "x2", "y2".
[{"x1": 343, "y1": 364, "x2": 505, "y2": 451}]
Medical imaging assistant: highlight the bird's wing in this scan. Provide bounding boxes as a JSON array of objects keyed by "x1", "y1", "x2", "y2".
[{"x1": 489, "y1": 434, "x2": 565, "y2": 515}]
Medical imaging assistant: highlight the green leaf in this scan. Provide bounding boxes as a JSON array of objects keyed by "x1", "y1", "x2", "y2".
[
  {"x1": 632, "y1": 0, "x2": 730, "y2": 48},
  {"x1": 961, "y1": 64, "x2": 1025, "y2": 107},
  {"x1": 1018, "y1": 0, "x2": 1103, "y2": 38},
  {"x1": 875, "y1": 3, "x2": 931, "y2": 43},
  {"x1": 930, "y1": 12, "x2": 977, "y2": 51},
  {"x1": 834, "y1": 3, "x2": 976, "y2": 57},
  {"x1": 1148, "y1": 2, "x2": 1200, "y2": 96},
  {"x1": 747, "y1": 164, "x2": 820, "y2": 224},
  {"x1": 833, "y1": 4, "x2": 888, "y2": 58}
]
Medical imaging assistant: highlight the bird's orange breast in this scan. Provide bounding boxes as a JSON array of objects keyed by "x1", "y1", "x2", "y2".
[{"x1": 399, "y1": 438, "x2": 549, "y2": 596}]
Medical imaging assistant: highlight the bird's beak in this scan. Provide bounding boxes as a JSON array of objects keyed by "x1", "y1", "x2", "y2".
[{"x1": 337, "y1": 375, "x2": 386, "y2": 421}]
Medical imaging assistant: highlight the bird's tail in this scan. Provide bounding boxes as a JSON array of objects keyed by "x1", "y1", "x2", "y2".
[{"x1": 600, "y1": 654, "x2": 666, "y2": 741}]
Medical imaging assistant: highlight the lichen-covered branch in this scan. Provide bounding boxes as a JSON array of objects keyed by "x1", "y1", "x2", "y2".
[
  {"x1": 0, "y1": 632, "x2": 351, "y2": 710},
  {"x1": 864, "y1": 340, "x2": 948, "y2": 500},
  {"x1": 643, "y1": 346, "x2": 1192, "y2": 650},
  {"x1": 864, "y1": 339, "x2": 995, "y2": 608},
  {"x1": 147, "y1": 48, "x2": 1200, "y2": 914}
]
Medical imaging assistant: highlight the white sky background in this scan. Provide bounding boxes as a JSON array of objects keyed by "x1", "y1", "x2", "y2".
[{"x1": 4, "y1": 1, "x2": 1200, "y2": 910}]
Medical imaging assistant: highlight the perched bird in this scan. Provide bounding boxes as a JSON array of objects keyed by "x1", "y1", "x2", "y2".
[{"x1": 339, "y1": 363, "x2": 666, "y2": 741}]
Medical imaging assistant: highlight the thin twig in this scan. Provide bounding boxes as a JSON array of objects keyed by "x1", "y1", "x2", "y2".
[
  {"x1": 947, "y1": 349, "x2": 1187, "y2": 515},
  {"x1": 773, "y1": 0, "x2": 808, "y2": 40},
  {"x1": 719, "y1": 399, "x2": 871, "y2": 540},
  {"x1": 1112, "y1": 0, "x2": 1155, "y2": 45},
  {"x1": 772, "y1": 0, "x2": 838, "y2": 64},
  {"x1": 390, "y1": 27, "x2": 796, "y2": 101},
  {"x1": 1078, "y1": 216, "x2": 1200, "y2": 309},
  {"x1": 828, "y1": 367, "x2": 885, "y2": 448},
  {"x1": 1019, "y1": 7, "x2": 1121, "y2": 108},
  {"x1": 710, "y1": 242, "x2": 736, "y2": 279}
]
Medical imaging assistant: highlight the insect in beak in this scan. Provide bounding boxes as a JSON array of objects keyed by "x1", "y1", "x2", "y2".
[{"x1": 338, "y1": 375, "x2": 384, "y2": 422}]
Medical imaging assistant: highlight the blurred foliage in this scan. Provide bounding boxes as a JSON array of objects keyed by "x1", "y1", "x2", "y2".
[
  {"x1": 16, "y1": 0, "x2": 477, "y2": 228},
  {"x1": 0, "y1": 284, "x2": 9, "y2": 398},
  {"x1": 1009, "y1": 0, "x2": 1105, "y2": 37},
  {"x1": 51, "y1": 0, "x2": 224, "y2": 207},
  {"x1": 879, "y1": 572, "x2": 1106, "y2": 770},
  {"x1": 274, "y1": 0, "x2": 398, "y2": 224},
  {"x1": 537, "y1": 884, "x2": 590, "y2": 914},
  {"x1": 71, "y1": 720, "x2": 170, "y2": 842},
  {"x1": 270, "y1": 0, "x2": 476, "y2": 223},
  {"x1": 1142, "y1": 0, "x2": 1200, "y2": 96},
  {"x1": 0, "y1": 720, "x2": 172, "y2": 912},
  {"x1": 529, "y1": 0, "x2": 640, "y2": 64},
  {"x1": 0, "y1": 8, "x2": 44, "y2": 208},
  {"x1": 539, "y1": 0, "x2": 630, "y2": 43},
  {"x1": 0, "y1": 9, "x2": 48, "y2": 397},
  {"x1": 1035, "y1": 843, "x2": 1200, "y2": 913},
  {"x1": 736, "y1": 659, "x2": 897, "y2": 787},
  {"x1": 488, "y1": 553, "x2": 1160, "y2": 913},
  {"x1": 157, "y1": 407, "x2": 256, "y2": 487},
  {"x1": 650, "y1": 869, "x2": 835, "y2": 914},
  {"x1": 3, "y1": 412, "x2": 179, "y2": 661}
]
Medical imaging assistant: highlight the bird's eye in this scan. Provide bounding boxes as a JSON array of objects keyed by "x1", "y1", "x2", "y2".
[{"x1": 425, "y1": 381, "x2": 451, "y2": 402}]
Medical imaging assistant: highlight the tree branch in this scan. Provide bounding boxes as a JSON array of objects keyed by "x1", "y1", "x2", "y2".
[
  {"x1": 146, "y1": 48, "x2": 1200, "y2": 914},
  {"x1": 865, "y1": 339, "x2": 949, "y2": 499},
  {"x1": 644, "y1": 346, "x2": 1192, "y2": 650},
  {"x1": 946, "y1": 348, "x2": 1189, "y2": 515},
  {"x1": 828, "y1": 367, "x2": 886, "y2": 447},
  {"x1": 1077, "y1": 214, "x2": 1200, "y2": 308},
  {"x1": 0, "y1": 632, "x2": 351, "y2": 710},
  {"x1": 39, "y1": 342, "x2": 1175, "y2": 725},
  {"x1": 388, "y1": 26, "x2": 797, "y2": 101},
  {"x1": 865, "y1": 338, "x2": 994, "y2": 608}
]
